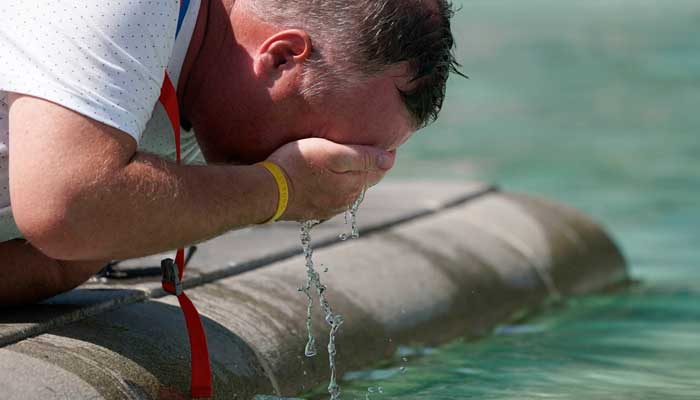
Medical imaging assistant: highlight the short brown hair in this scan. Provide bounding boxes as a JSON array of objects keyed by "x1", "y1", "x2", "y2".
[{"x1": 251, "y1": 0, "x2": 465, "y2": 128}]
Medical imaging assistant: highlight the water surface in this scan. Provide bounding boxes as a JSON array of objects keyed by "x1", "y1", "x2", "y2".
[{"x1": 312, "y1": 1, "x2": 700, "y2": 398}]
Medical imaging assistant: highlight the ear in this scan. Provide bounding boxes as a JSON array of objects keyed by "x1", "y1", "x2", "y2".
[{"x1": 254, "y1": 29, "x2": 312, "y2": 95}]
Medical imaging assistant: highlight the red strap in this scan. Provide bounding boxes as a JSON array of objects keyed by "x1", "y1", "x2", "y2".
[
  {"x1": 177, "y1": 293, "x2": 213, "y2": 398},
  {"x1": 159, "y1": 71, "x2": 213, "y2": 398},
  {"x1": 159, "y1": 74, "x2": 182, "y2": 164}
]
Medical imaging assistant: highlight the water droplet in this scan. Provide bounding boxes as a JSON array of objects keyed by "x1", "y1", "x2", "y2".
[{"x1": 305, "y1": 337, "x2": 317, "y2": 357}]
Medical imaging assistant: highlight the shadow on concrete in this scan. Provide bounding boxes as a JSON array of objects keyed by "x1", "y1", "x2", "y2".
[
  {"x1": 0, "y1": 288, "x2": 146, "y2": 346},
  {"x1": 28, "y1": 299, "x2": 275, "y2": 399}
]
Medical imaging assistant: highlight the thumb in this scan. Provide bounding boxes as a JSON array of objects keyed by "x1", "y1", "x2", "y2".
[{"x1": 327, "y1": 144, "x2": 395, "y2": 173}]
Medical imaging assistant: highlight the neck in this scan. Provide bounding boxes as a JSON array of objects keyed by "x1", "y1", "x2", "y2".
[{"x1": 176, "y1": 0, "x2": 248, "y2": 137}]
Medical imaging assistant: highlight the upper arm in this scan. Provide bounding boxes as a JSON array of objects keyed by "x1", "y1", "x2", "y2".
[
  {"x1": 7, "y1": 93, "x2": 138, "y2": 243},
  {"x1": 0, "y1": 0, "x2": 179, "y2": 140},
  {"x1": 0, "y1": 0, "x2": 180, "y2": 246}
]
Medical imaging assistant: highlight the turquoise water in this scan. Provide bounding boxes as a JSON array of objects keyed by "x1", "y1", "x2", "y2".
[{"x1": 315, "y1": 1, "x2": 700, "y2": 398}]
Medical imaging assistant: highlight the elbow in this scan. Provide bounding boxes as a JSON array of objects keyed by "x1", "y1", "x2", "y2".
[{"x1": 12, "y1": 192, "x2": 94, "y2": 261}]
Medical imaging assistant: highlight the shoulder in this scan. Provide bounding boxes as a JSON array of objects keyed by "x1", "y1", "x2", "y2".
[
  {"x1": 1, "y1": 1, "x2": 180, "y2": 44},
  {"x1": 0, "y1": 1, "x2": 181, "y2": 140}
]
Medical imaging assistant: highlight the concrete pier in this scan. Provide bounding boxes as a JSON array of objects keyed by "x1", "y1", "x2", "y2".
[{"x1": 0, "y1": 181, "x2": 627, "y2": 399}]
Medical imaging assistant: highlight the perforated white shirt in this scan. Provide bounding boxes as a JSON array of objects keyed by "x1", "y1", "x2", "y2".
[{"x1": 0, "y1": 0, "x2": 203, "y2": 241}]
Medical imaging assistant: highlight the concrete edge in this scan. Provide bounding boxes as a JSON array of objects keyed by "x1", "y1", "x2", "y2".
[
  {"x1": 0, "y1": 185, "x2": 497, "y2": 349},
  {"x1": 158, "y1": 185, "x2": 500, "y2": 292},
  {"x1": 0, "y1": 189, "x2": 628, "y2": 399}
]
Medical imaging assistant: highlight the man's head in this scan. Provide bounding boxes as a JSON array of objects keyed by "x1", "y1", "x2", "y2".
[{"x1": 185, "y1": 0, "x2": 462, "y2": 164}]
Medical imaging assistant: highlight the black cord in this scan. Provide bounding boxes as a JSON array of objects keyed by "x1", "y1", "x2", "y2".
[{"x1": 97, "y1": 246, "x2": 198, "y2": 280}]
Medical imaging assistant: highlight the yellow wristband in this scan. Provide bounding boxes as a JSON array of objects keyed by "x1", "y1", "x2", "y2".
[{"x1": 256, "y1": 161, "x2": 289, "y2": 224}]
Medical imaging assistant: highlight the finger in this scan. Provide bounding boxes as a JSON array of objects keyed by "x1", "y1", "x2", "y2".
[
  {"x1": 326, "y1": 143, "x2": 395, "y2": 173},
  {"x1": 365, "y1": 170, "x2": 386, "y2": 188}
]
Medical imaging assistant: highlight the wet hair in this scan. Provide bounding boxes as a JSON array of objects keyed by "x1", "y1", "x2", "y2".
[{"x1": 249, "y1": 0, "x2": 466, "y2": 128}]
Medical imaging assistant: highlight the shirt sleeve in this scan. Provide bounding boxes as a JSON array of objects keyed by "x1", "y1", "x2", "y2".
[{"x1": 0, "y1": 0, "x2": 180, "y2": 142}]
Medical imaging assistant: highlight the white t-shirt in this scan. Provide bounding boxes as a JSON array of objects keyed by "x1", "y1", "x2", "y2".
[{"x1": 0, "y1": 0, "x2": 204, "y2": 242}]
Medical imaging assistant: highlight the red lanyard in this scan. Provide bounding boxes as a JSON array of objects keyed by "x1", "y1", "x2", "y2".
[{"x1": 157, "y1": 3, "x2": 213, "y2": 396}]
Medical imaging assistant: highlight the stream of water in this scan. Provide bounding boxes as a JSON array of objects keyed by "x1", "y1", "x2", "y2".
[{"x1": 299, "y1": 190, "x2": 367, "y2": 400}]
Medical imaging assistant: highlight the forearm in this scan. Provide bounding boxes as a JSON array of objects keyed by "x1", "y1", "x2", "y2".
[
  {"x1": 32, "y1": 152, "x2": 277, "y2": 260},
  {"x1": 8, "y1": 94, "x2": 393, "y2": 263}
]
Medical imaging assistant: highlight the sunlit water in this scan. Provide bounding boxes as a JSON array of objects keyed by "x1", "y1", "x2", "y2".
[
  {"x1": 339, "y1": 189, "x2": 365, "y2": 242},
  {"x1": 299, "y1": 191, "x2": 367, "y2": 400},
  {"x1": 306, "y1": 1, "x2": 699, "y2": 399}
]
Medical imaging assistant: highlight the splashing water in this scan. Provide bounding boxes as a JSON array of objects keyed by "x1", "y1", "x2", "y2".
[
  {"x1": 365, "y1": 386, "x2": 384, "y2": 399},
  {"x1": 300, "y1": 220, "x2": 322, "y2": 357},
  {"x1": 300, "y1": 220, "x2": 345, "y2": 399},
  {"x1": 299, "y1": 190, "x2": 367, "y2": 399},
  {"x1": 339, "y1": 188, "x2": 366, "y2": 241}
]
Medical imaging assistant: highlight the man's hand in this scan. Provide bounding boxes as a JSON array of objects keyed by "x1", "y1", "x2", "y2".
[{"x1": 267, "y1": 138, "x2": 394, "y2": 221}]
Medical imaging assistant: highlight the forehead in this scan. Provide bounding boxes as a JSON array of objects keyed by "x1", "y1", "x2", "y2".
[{"x1": 317, "y1": 72, "x2": 416, "y2": 151}]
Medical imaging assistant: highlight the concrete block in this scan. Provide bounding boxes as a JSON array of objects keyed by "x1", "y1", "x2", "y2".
[{"x1": 0, "y1": 183, "x2": 627, "y2": 399}]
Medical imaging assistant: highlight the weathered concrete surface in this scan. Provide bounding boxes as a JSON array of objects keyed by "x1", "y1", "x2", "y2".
[{"x1": 0, "y1": 182, "x2": 627, "y2": 399}]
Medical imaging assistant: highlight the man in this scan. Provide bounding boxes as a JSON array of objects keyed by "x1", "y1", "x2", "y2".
[{"x1": 0, "y1": 0, "x2": 461, "y2": 305}]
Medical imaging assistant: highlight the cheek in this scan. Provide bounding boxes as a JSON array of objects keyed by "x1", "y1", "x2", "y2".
[{"x1": 229, "y1": 126, "x2": 300, "y2": 165}]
